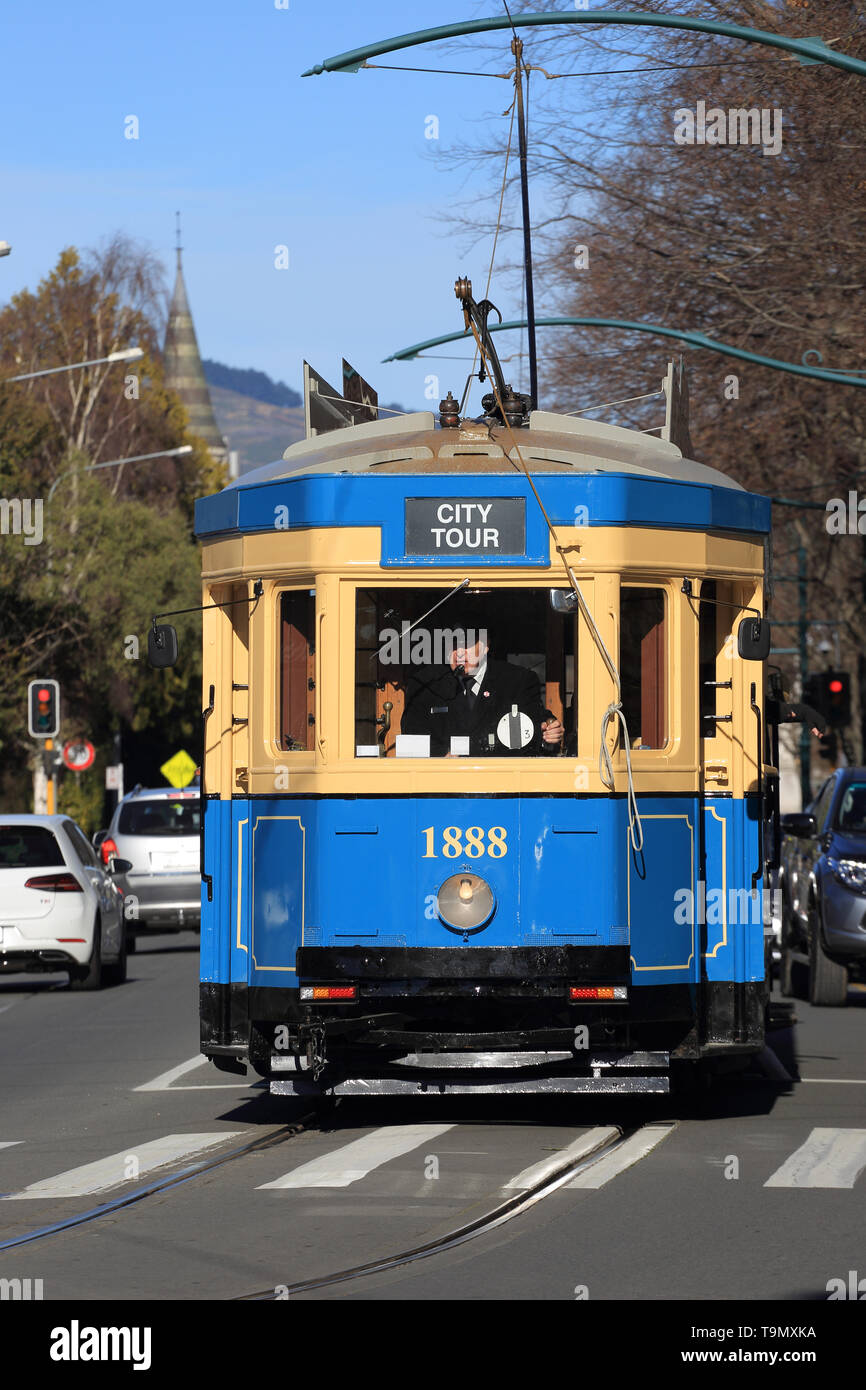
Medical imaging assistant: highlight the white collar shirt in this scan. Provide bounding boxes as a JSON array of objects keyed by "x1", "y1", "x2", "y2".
[{"x1": 468, "y1": 656, "x2": 488, "y2": 696}]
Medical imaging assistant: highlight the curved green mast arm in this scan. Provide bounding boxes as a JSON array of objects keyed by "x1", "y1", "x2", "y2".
[
  {"x1": 384, "y1": 318, "x2": 866, "y2": 391},
  {"x1": 302, "y1": 12, "x2": 866, "y2": 79}
]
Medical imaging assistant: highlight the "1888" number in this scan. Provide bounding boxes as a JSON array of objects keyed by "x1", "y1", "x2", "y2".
[{"x1": 421, "y1": 826, "x2": 508, "y2": 858}]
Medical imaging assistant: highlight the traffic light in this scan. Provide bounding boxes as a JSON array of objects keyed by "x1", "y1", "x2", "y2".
[
  {"x1": 823, "y1": 671, "x2": 851, "y2": 728},
  {"x1": 803, "y1": 670, "x2": 851, "y2": 729},
  {"x1": 27, "y1": 679, "x2": 60, "y2": 738}
]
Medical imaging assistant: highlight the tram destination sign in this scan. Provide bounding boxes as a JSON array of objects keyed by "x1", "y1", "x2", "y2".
[{"x1": 405, "y1": 497, "x2": 525, "y2": 557}]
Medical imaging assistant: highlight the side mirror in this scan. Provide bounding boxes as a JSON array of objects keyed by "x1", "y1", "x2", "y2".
[
  {"x1": 107, "y1": 857, "x2": 133, "y2": 874},
  {"x1": 92, "y1": 829, "x2": 108, "y2": 850},
  {"x1": 779, "y1": 812, "x2": 816, "y2": 839},
  {"x1": 550, "y1": 588, "x2": 579, "y2": 614},
  {"x1": 737, "y1": 616, "x2": 771, "y2": 661},
  {"x1": 148, "y1": 623, "x2": 178, "y2": 668}
]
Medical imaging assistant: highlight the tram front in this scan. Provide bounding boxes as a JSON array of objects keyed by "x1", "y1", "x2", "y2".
[{"x1": 190, "y1": 406, "x2": 771, "y2": 1096}]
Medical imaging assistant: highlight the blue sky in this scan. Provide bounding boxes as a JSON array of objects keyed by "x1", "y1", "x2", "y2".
[{"x1": 1, "y1": 0, "x2": 571, "y2": 410}]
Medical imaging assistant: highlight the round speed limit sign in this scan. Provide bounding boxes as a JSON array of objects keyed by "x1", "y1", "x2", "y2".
[{"x1": 62, "y1": 740, "x2": 96, "y2": 772}]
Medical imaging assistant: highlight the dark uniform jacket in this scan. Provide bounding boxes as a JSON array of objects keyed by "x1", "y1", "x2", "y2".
[
  {"x1": 765, "y1": 699, "x2": 825, "y2": 734},
  {"x1": 401, "y1": 659, "x2": 553, "y2": 757}
]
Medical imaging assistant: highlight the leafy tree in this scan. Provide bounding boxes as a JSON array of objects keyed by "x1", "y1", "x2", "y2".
[
  {"x1": 0, "y1": 235, "x2": 225, "y2": 812},
  {"x1": 448, "y1": 0, "x2": 866, "y2": 763}
]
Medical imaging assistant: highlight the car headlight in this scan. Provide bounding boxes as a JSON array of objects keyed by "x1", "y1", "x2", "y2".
[
  {"x1": 827, "y1": 857, "x2": 866, "y2": 893},
  {"x1": 436, "y1": 873, "x2": 495, "y2": 932}
]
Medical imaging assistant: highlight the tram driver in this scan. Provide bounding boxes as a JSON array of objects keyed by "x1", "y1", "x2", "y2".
[{"x1": 400, "y1": 618, "x2": 565, "y2": 757}]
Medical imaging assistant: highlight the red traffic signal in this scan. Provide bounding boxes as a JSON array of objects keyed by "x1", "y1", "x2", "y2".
[
  {"x1": 823, "y1": 671, "x2": 850, "y2": 728},
  {"x1": 27, "y1": 679, "x2": 60, "y2": 738}
]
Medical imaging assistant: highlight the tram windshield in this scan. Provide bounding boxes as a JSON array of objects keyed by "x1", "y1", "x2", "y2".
[{"x1": 355, "y1": 587, "x2": 576, "y2": 758}]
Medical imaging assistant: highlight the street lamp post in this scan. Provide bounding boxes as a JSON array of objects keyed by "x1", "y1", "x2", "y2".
[
  {"x1": 47, "y1": 445, "x2": 194, "y2": 504},
  {"x1": 6, "y1": 347, "x2": 143, "y2": 384}
]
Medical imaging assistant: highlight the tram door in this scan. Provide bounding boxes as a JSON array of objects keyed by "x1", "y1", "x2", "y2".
[{"x1": 698, "y1": 580, "x2": 737, "y2": 967}]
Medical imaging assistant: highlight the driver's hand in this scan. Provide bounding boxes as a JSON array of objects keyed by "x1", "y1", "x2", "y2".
[{"x1": 541, "y1": 718, "x2": 564, "y2": 745}]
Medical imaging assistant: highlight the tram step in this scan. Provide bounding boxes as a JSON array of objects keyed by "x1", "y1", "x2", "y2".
[{"x1": 270, "y1": 1074, "x2": 670, "y2": 1096}]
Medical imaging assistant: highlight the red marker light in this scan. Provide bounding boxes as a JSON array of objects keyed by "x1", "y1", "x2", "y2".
[
  {"x1": 569, "y1": 985, "x2": 628, "y2": 1001},
  {"x1": 299, "y1": 985, "x2": 357, "y2": 1001}
]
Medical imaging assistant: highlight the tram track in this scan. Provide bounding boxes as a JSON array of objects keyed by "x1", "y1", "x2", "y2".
[
  {"x1": 0, "y1": 1108, "x2": 324, "y2": 1253},
  {"x1": 237, "y1": 1121, "x2": 645, "y2": 1300},
  {"x1": 1, "y1": 1109, "x2": 665, "y2": 1297}
]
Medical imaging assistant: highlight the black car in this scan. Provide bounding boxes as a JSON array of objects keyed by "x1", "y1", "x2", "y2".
[{"x1": 779, "y1": 768, "x2": 866, "y2": 1005}]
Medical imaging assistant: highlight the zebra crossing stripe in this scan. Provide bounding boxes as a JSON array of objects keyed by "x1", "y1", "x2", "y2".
[
  {"x1": 257, "y1": 1123, "x2": 455, "y2": 1189},
  {"x1": 565, "y1": 1123, "x2": 677, "y2": 1189},
  {"x1": 764, "y1": 1128, "x2": 866, "y2": 1189},
  {"x1": 504, "y1": 1128, "x2": 619, "y2": 1190},
  {"x1": 2, "y1": 1132, "x2": 242, "y2": 1199}
]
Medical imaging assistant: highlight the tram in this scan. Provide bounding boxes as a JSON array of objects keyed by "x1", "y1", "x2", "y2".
[{"x1": 158, "y1": 283, "x2": 775, "y2": 1097}]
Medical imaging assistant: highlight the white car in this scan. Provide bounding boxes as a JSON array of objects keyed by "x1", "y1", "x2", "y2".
[{"x1": 0, "y1": 815, "x2": 128, "y2": 989}]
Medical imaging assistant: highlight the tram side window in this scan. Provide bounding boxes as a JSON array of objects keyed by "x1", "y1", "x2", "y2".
[
  {"x1": 279, "y1": 590, "x2": 315, "y2": 752},
  {"x1": 354, "y1": 587, "x2": 576, "y2": 758},
  {"x1": 620, "y1": 587, "x2": 666, "y2": 749}
]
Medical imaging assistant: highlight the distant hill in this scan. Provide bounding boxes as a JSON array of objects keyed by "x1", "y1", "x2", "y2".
[
  {"x1": 204, "y1": 360, "x2": 411, "y2": 475},
  {"x1": 209, "y1": 387, "x2": 305, "y2": 473},
  {"x1": 203, "y1": 359, "x2": 301, "y2": 409}
]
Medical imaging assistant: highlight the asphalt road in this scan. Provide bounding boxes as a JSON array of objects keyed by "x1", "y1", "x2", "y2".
[{"x1": 1, "y1": 937, "x2": 864, "y2": 1311}]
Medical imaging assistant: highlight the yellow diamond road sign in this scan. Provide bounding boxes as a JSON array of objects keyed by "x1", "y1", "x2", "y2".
[{"x1": 160, "y1": 750, "x2": 197, "y2": 789}]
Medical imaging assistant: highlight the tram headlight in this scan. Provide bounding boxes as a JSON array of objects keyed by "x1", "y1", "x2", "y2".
[{"x1": 436, "y1": 872, "x2": 495, "y2": 931}]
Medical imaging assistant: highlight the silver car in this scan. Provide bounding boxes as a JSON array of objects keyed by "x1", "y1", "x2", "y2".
[{"x1": 98, "y1": 787, "x2": 200, "y2": 944}]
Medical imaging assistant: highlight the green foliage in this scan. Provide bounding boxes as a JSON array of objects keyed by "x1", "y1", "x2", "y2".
[
  {"x1": 0, "y1": 238, "x2": 220, "y2": 812},
  {"x1": 57, "y1": 763, "x2": 106, "y2": 838}
]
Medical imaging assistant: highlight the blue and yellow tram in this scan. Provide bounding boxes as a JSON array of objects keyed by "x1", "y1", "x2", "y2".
[{"x1": 189, "y1": 357, "x2": 773, "y2": 1097}]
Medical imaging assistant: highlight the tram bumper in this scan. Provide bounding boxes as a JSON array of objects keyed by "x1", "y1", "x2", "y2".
[
  {"x1": 295, "y1": 943, "x2": 632, "y2": 985},
  {"x1": 261, "y1": 944, "x2": 685, "y2": 1095}
]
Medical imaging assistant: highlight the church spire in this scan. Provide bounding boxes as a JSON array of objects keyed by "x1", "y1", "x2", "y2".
[{"x1": 164, "y1": 214, "x2": 226, "y2": 458}]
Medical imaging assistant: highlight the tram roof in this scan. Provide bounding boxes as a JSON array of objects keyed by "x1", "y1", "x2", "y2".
[
  {"x1": 223, "y1": 410, "x2": 744, "y2": 492},
  {"x1": 195, "y1": 409, "x2": 771, "y2": 541}
]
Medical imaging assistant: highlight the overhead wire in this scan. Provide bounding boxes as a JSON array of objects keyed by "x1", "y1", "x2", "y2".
[{"x1": 362, "y1": 55, "x2": 817, "y2": 81}]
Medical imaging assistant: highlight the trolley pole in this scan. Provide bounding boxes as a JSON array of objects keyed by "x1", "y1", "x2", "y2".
[{"x1": 511, "y1": 37, "x2": 538, "y2": 411}]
